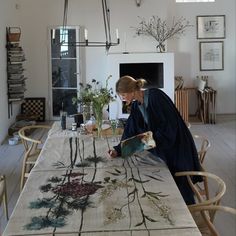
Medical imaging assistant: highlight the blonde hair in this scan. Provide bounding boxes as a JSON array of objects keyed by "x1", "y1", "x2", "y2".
[{"x1": 116, "y1": 75, "x2": 146, "y2": 93}]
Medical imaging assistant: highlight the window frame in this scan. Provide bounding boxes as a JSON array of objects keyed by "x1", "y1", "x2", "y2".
[{"x1": 48, "y1": 26, "x2": 82, "y2": 119}]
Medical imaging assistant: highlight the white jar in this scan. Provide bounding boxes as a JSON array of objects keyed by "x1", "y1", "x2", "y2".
[
  {"x1": 71, "y1": 122, "x2": 77, "y2": 131},
  {"x1": 8, "y1": 137, "x2": 18, "y2": 145}
]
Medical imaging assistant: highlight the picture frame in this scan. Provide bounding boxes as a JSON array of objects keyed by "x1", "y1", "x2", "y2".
[
  {"x1": 197, "y1": 15, "x2": 225, "y2": 39},
  {"x1": 199, "y1": 41, "x2": 224, "y2": 71}
]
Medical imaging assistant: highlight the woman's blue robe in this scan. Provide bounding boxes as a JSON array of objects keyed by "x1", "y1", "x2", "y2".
[{"x1": 114, "y1": 88, "x2": 202, "y2": 204}]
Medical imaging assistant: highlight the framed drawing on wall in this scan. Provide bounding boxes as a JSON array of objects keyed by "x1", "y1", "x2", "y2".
[
  {"x1": 200, "y1": 41, "x2": 224, "y2": 71},
  {"x1": 197, "y1": 15, "x2": 225, "y2": 39}
]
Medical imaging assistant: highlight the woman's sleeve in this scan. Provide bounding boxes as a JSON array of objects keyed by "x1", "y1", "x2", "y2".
[{"x1": 113, "y1": 103, "x2": 143, "y2": 156}]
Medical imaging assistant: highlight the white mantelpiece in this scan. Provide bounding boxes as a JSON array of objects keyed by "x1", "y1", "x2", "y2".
[{"x1": 107, "y1": 52, "x2": 174, "y2": 119}]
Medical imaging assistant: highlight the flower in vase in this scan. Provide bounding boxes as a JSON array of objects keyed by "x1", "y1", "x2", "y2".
[
  {"x1": 72, "y1": 75, "x2": 115, "y2": 106},
  {"x1": 72, "y1": 75, "x2": 116, "y2": 136}
]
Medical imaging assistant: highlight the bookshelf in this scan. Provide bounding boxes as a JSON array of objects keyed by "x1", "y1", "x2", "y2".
[{"x1": 6, "y1": 27, "x2": 27, "y2": 117}]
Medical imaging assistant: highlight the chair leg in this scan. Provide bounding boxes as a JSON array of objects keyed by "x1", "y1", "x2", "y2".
[
  {"x1": 20, "y1": 163, "x2": 34, "y2": 191},
  {"x1": 3, "y1": 181, "x2": 9, "y2": 220},
  {"x1": 203, "y1": 176, "x2": 210, "y2": 200},
  {"x1": 20, "y1": 160, "x2": 27, "y2": 191},
  {"x1": 1, "y1": 176, "x2": 9, "y2": 221}
]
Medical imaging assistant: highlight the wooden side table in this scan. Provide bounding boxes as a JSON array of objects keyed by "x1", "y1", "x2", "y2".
[{"x1": 196, "y1": 88, "x2": 217, "y2": 124}]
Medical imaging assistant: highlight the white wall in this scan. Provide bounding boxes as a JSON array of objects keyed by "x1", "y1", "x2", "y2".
[
  {"x1": 172, "y1": 1, "x2": 236, "y2": 114},
  {"x1": 0, "y1": 0, "x2": 21, "y2": 144},
  {"x1": 0, "y1": 0, "x2": 235, "y2": 143}
]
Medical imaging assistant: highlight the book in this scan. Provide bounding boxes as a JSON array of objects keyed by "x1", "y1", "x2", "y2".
[{"x1": 121, "y1": 131, "x2": 156, "y2": 157}]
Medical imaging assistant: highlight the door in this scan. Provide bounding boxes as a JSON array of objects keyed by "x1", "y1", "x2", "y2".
[{"x1": 49, "y1": 26, "x2": 81, "y2": 119}]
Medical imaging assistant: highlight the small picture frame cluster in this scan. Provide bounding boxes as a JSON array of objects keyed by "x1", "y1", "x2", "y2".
[{"x1": 197, "y1": 15, "x2": 225, "y2": 71}]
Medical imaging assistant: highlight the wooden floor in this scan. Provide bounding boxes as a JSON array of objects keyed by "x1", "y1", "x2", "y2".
[{"x1": 0, "y1": 115, "x2": 236, "y2": 235}]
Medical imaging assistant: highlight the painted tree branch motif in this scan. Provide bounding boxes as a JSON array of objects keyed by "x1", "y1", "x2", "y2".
[
  {"x1": 102, "y1": 156, "x2": 174, "y2": 231},
  {"x1": 25, "y1": 137, "x2": 105, "y2": 231},
  {"x1": 25, "y1": 136, "x2": 174, "y2": 234}
]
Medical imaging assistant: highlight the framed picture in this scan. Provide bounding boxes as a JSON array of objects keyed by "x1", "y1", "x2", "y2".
[
  {"x1": 200, "y1": 41, "x2": 224, "y2": 71},
  {"x1": 197, "y1": 15, "x2": 225, "y2": 39}
]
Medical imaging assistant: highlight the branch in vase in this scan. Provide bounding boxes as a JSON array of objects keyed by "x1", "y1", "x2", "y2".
[{"x1": 132, "y1": 15, "x2": 193, "y2": 47}]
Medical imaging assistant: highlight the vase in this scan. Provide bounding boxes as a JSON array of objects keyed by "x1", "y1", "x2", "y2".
[
  {"x1": 156, "y1": 42, "x2": 166, "y2": 53},
  {"x1": 93, "y1": 105, "x2": 104, "y2": 138},
  {"x1": 81, "y1": 102, "x2": 92, "y2": 123}
]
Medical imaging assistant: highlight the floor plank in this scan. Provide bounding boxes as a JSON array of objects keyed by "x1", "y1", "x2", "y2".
[{"x1": 190, "y1": 115, "x2": 236, "y2": 236}]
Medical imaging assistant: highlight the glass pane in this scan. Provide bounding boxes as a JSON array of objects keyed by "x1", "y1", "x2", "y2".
[
  {"x1": 52, "y1": 89, "x2": 77, "y2": 116},
  {"x1": 52, "y1": 59, "x2": 77, "y2": 88},
  {"x1": 51, "y1": 28, "x2": 76, "y2": 58}
]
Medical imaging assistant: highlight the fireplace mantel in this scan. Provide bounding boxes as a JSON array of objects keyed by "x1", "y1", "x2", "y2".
[{"x1": 107, "y1": 52, "x2": 174, "y2": 119}]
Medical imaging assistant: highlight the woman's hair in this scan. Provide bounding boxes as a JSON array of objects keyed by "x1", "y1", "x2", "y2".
[{"x1": 116, "y1": 75, "x2": 147, "y2": 93}]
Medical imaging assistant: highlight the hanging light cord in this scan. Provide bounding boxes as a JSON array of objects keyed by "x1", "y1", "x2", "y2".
[
  {"x1": 101, "y1": 0, "x2": 111, "y2": 46},
  {"x1": 63, "y1": 0, "x2": 68, "y2": 30},
  {"x1": 62, "y1": 0, "x2": 68, "y2": 43}
]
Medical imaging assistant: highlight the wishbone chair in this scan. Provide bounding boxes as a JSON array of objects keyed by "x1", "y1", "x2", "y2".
[
  {"x1": 193, "y1": 134, "x2": 211, "y2": 200},
  {"x1": 188, "y1": 205, "x2": 236, "y2": 236},
  {"x1": 175, "y1": 171, "x2": 226, "y2": 236},
  {"x1": 18, "y1": 125, "x2": 51, "y2": 191}
]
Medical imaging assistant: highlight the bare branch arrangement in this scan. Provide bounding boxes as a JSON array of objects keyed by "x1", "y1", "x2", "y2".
[{"x1": 133, "y1": 16, "x2": 192, "y2": 52}]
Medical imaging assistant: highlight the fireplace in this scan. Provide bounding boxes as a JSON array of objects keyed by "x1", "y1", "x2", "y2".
[
  {"x1": 119, "y1": 62, "x2": 164, "y2": 88},
  {"x1": 107, "y1": 52, "x2": 174, "y2": 119}
]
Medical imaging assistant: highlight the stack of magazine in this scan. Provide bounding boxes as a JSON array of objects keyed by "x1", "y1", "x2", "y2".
[{"x1": 7, "y1": 43, "x2": 27, "y2": 102}]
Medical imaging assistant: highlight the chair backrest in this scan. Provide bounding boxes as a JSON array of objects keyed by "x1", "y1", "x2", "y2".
[
  {"x1": 189, "y1": 205, "x2": 236, "y2": 236},
  {"x1": 18, "y1": 125, "x2": 51, "y2": 154},
  {"x1": 193, "y1": 134, "x2": 211, "y2": 164},
  {"x1": 175, "y1": 171, "x2": 226, "y2": 209}
]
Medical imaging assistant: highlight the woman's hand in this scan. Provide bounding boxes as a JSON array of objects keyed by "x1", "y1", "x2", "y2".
[{"x1": 108, "y1": 149, "x2": 118, "y2": 158}]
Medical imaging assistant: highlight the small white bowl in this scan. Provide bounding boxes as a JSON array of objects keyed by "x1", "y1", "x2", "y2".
[{"x1": 8, "y1": 137, "x2": 18, "y2": 145}]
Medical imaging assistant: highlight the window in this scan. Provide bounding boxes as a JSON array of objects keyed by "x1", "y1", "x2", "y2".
[
  {"x1": 176, "y1": 0, "x2": 215, "y2": 2},
  {"x1": 49, "y1": 26, "x2": 81, "y2": 118}
]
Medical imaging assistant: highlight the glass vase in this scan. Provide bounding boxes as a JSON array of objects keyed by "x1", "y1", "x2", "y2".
[
  {"x1": 156, "y1": 42, "x2": 166, "y2": 53},
  {"x1": 81, "y1": 102, "x2": 92, "y2": 123},
  {"x1": 93, "y1": 105, "x2": 103, "y2": 138}
]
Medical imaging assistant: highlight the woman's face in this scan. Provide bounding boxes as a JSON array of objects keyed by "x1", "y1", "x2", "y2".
[{"x1": 119, "y1": 92, "x2": 134, "y2": 105}]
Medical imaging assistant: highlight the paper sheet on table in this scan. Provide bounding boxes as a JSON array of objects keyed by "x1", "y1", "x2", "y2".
[{"x1": 121, "y1": 131, "x2": 156, "y2": 157}]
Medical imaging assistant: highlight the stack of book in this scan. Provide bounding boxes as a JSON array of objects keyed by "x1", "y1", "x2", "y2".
[{"x1": 7, "y1": 42, "x2": 26, "y2": 102}]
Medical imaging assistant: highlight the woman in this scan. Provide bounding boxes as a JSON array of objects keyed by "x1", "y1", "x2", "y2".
[{"x1": 108, "y1": 75, "x2": 202, "y2": 205}]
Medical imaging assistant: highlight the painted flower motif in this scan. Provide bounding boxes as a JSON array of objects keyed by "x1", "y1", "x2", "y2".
[{"x1": 52, "y1": 180, "x2": 103, "y2": 199}]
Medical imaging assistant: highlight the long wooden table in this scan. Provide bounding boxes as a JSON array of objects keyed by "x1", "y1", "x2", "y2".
[{"x1": 3, "y1": 122, "x2": 201, "y2": 235}]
